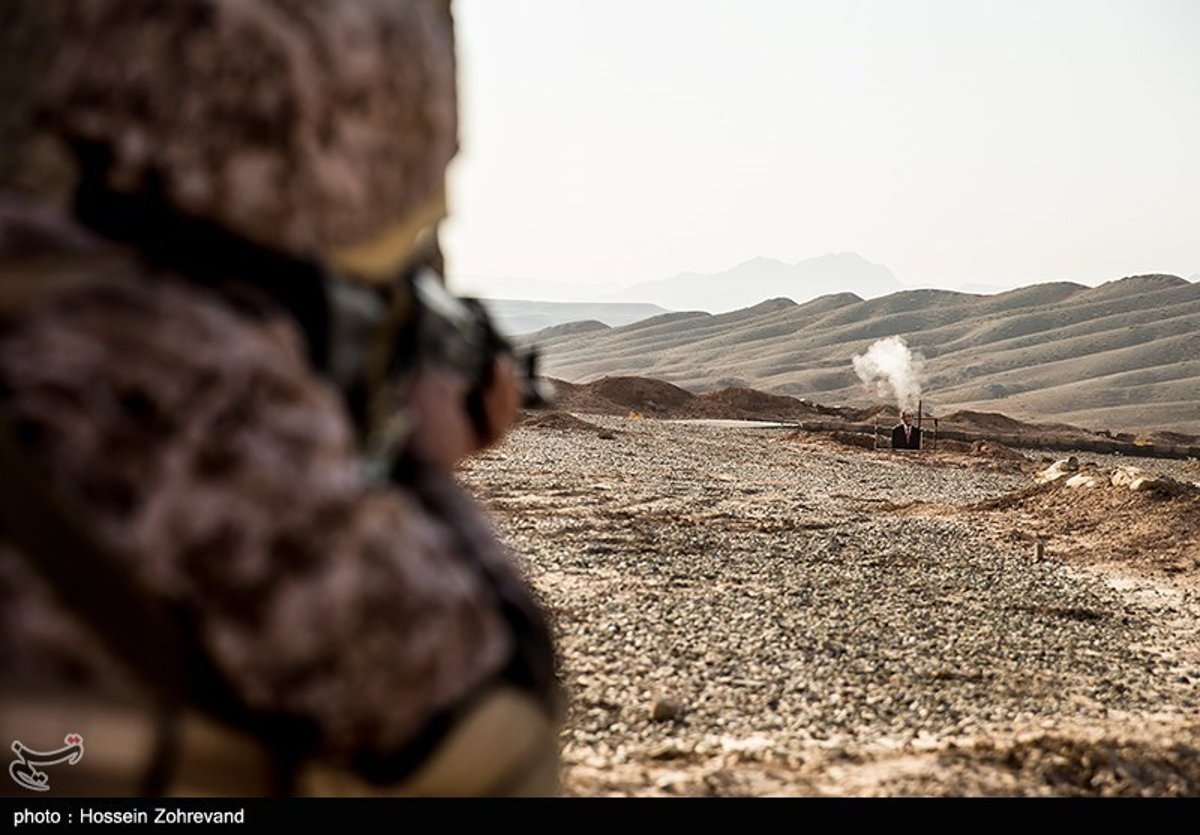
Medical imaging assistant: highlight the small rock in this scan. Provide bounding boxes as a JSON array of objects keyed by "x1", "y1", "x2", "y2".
[
  {"x1": 651, "y1": 699, "x2": 685, "y2": 722},
  {"x1": 648, "y1": 741, "x2": 692, "y2": 760},
  {"x1": 1112, "y1": 465, "x2": 1151, "y2": 489},
  {"x1": 1036, "y1": 457, "x2": 1080, "y2": 484}
]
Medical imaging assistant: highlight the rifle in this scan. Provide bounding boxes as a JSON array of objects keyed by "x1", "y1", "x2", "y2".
[{"x1": 407, "y1": 269, "x2": 554, "y2": 412}]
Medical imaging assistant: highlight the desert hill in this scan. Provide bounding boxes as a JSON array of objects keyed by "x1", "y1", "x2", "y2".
[{"x1": 529, "y1": 275, "x2": 1200, "y2": 434}]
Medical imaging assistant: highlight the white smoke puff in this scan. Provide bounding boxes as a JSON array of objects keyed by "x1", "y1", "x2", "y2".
[{"x1": 851, "y1": 336, "x2": 926, "y2": 411}]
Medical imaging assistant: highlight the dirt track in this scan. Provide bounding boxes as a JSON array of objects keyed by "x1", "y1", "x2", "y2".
[{"x1": 459, "y1": 416, "x2": 1200, "y2": 796}]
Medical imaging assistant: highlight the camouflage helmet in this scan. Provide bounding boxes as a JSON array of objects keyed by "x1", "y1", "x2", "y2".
[{"x1": 10, "y1": 0, "x2": 457, "y2": 282}]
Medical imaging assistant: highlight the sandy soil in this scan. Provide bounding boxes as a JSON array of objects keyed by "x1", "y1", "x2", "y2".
[{"x1": 459, "y1": 415, "x2": 1200, "y2": 796}]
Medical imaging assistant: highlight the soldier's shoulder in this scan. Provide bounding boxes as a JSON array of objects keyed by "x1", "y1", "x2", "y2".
[{"x1": 0, "y1": 204, "x2": 312, "y2": 378}]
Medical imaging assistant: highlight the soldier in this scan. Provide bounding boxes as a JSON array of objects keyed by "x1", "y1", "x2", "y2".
[{"x1": 0, "y1": 0, "x2": 560, "y2": 796}]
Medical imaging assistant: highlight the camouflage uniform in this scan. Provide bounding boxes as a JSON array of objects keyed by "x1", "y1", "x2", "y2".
[{"x1": 0, "y1": 0, "x2": 559, "y2": 796}]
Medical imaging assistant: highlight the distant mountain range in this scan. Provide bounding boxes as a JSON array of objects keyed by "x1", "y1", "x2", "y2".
[
  {"x1": 462, "y1": 251, "x2": 906, "y2": 315},
  {"x1": 479, "y1": 299, "x2": 668, "y2": 337},
  {"x1": 611, "y1": 252, "x2": 904, "y2": 313},
  {"x1": 527, "y1": 274, "x2": 1200, "y2": 435}
]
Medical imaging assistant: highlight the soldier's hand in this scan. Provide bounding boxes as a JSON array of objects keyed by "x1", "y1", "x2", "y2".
[
  {"x1": 405, "y1": 355, "x2": 520, "y2": 471},
  {"x1": 476, "y1": 353, "x2": 521, "y2": 449}
]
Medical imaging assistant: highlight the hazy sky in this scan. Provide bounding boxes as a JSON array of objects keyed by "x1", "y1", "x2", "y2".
[{"x1": 441, "y1": 0, "x2": 1200, "y2": 298}]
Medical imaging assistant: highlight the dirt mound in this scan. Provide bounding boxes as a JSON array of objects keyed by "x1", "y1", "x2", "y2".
[
  {"x1": 681, "y1": 388, "x2": 819, "y2": 421},
  {"x1": 548, "y1": 379, "x2": 623, "y2": 414},
  {"x1": 1144, "y1": 429, "x2": 1200, "y2": 446},
  {"x1": 967, "y1": 475, "x2": 1200, "y2": 575},
  {"x1": 554, "y1": 376, "x2": 694, "y2": 416},
  {"x1": 900, "y1": 440, "x2": 1035, "y2": 474},
  {"x1": 587, "y1": 376, "x2": 694, "y2": 414},
  {"x1": 553, "y1": 376, "x2": 889, "y2": 423},
  {"x1": 935, "y1": 727, "x2": 1200, "y2": 797},
  {"x1": 781, "y1": 429, "x2": 878, "y2": 451},
  {"x1": 971, "y1": 440, "x2": 1029, "y2": 461},
  {"x1": 935, "y1": 410, "x2": 1099, "y2": 440},
  {"x1": 853, "y1": 404, "x2": 900, "y2": 422},
  {"x1": 521, "y1": 411, "x2": 605, "y2": 433},
  {"x1": 828, "y1": 430, "x2": 878, "y2": 450},
  {"x1": 941, "y1": 410, "x2": 1040, "y2": 433}
]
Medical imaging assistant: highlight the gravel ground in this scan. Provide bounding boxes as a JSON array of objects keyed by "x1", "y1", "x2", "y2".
[{"x1": 458, "y1": 416, "x2": 1200, "y2": 796}]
